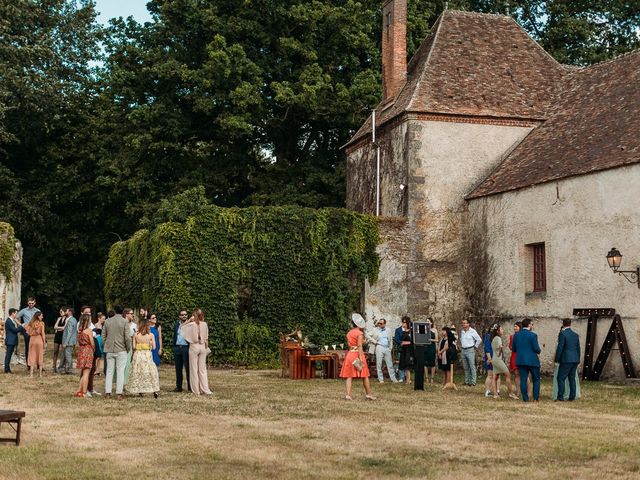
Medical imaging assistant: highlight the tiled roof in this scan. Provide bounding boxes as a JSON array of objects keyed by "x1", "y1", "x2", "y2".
[
  {"x1": 467, "y1": 49, "x2": 640, "y2": 199},
  {"x1": 345, "y1": 10, "x2": 567, "y2": 149}
]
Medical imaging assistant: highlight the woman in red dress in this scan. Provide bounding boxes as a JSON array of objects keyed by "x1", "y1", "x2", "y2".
[
  {"x1": 75, "y1": 314, "x2": 95, "y2": 398},
  {"x1": 340, "y1": 313, "x2": 375, "y2": 401}
]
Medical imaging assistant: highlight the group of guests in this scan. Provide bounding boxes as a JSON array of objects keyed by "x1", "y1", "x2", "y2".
[
  {"x1": 3, "y1": 298, "x2": 214, "y2": 398},
  {"x1": 341, "y1": 312, "x2": 582, "y2": 403}
]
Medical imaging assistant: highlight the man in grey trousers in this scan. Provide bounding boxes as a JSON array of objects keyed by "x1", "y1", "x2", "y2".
[
  {"x1": 60, "y1": 307, "x2": 78, "y2": 374},
  {"x1": 103, "y1": 305, "x2": 132, "y2": 399}
]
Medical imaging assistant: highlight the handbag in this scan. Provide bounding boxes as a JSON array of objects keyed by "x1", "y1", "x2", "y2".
[{"x1": 352, "y1": 357, "x2": 364, "y2": 372}]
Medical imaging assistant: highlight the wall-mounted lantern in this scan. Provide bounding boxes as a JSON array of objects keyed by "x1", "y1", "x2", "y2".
[{"x1": 606, "y1": 247, "x2": 640, "y2": 288}]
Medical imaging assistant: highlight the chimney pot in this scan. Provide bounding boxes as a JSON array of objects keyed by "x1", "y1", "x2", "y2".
[{"x1": 381, "y1": 0, "x2": 407, "y2": 102}]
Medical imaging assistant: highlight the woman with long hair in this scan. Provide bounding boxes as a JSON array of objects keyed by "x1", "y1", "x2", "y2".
[
  {"x1": 437, "y1": 326, "x2": 452, "y2": 386},
  {"x1": 26, "y1": 312, "x2": 46, "y2": 377},
  {"x1": 126, "y1": 319, "x2": 160, "y2": 398},
  {"x1": 508, "y1": 321, "x2": 522, "y2": 398},
  {"x1": 182, "y1": 309, "x2": 212, "y2": 395},
  {"x1": 490, "y1": 325, "x2": 517, "y2": 399},
  {"x1": 398, "y1": 316, "x2": 414, "y2": 384},
  {"x1": 424, "y1": 319, "x2": 437, "y2": 384},
  {"x1": 339, "y1": 313, "x2": 375, "y2": 400},
  {"x1": 75, "y1": 314, "x2": 95, "y2": 397},
  {"x1": 149, "y1": 313, "x2": 163, "y2": 367},
  {"x1": 52, "y1": 307, "x2": 66, "y2": 373}
]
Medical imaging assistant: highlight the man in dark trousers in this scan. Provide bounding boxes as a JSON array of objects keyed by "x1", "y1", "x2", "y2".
[
  {"x1": 555, "y1": 318, "x2": 581, "y2": 401},
  {"x1": 4, "y1": 309, "x2": 24, "y2": 373},
  {"x1": 511, "y1": 318, "x2": 541, "y2": 402},
  {"x1": 173, "y1": 309, "x2": 191, "y2": 392}
]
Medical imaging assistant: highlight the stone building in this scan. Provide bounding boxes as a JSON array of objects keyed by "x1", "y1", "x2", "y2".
[
  {"x1": 0, "y1": 223, "x2": 22, "y2": 349},
  {"x1": 344, "y1": 1, "x2": 640, "y2": 376}
]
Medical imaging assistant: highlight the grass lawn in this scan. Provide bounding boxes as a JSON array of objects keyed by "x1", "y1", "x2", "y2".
[{"x1": 1, "y1": 347, "x2": 639, "y2": 479}]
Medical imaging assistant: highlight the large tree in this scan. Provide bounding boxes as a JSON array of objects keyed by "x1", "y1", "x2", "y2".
[{"x1": 0, "y1": 0, "x2": 104, "y2": 309}]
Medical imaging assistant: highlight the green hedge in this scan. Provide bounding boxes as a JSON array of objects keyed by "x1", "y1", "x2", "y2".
[
  {"x1": 0, "y1": 222, "x2": 17, "y2": 281},
  {"x1": 104, "y1": 205, "x2": 379, "y2": 366}
]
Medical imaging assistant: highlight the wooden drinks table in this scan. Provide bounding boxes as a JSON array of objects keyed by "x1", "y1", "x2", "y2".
[
  {"x1": 305, "y1": 354, "x2": 334, "y2": 379},
  {"x1": 0, "y1": 410, "x2": 25, "y2": 446}
]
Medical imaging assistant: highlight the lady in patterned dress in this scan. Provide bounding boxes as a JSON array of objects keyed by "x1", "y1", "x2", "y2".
[
  {"x1": 26, "y1": 312, "x2": 46, "y2": 377},
  {"x1": 339, "y1": 313, "x2": 375, "y2": 401},
  {"x1": 126, "y1": 319, "x2": 160, "y2": 398},
  {"x1": 75, "y1": 314, "x2": 95, "y2": 397}
]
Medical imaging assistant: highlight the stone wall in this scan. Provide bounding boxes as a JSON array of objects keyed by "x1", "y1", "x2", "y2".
[
  {"x1": 0, "y1": 239, "x2": 22, "y2": 348},
  {"x1": 468, "y1": 164, "x2": 640, "y2": 377},
  {"x1": 347, "y1": 115, "x2": 535, "y2": 329}
]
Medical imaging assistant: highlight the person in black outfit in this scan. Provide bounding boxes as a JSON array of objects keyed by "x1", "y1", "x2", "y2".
[
  {"x1": 173, "y1": 309, "x2": 191, "y2": 392},
  {"x1": 398, "y1": 316, "x2": 414, "y2": 384}
]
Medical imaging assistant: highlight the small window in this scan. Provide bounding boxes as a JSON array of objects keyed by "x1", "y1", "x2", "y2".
[{"x1": 531, "y1": 243, "x2": 546, "y2": 292}]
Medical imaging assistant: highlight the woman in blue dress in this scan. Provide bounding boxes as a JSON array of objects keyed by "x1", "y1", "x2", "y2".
[{"x1": 149, "y1": 313, "x2": 163, "y2": 367}]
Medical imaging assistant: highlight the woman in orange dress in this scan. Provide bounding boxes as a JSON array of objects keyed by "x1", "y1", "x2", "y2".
[
  {"x1": 340, "y1": 313, "x2": 375, "y2": 401},
  {"x1": 75, "y1": 314, "x2": 95, "y2": 398},
  {"x1": 26, "y1": 312, "x2": 46, "y2": 377}
]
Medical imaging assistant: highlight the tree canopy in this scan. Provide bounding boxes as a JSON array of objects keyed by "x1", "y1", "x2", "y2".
[{"x1": 0, "y1": 0, "x2": 638, "y2": 316}]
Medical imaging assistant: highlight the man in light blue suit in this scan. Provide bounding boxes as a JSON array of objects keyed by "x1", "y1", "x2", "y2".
[
  {"x1": 555, "y1": 318, "x2": 581, "y2": 401},
  {"x1": 511, "y1": 318, "x2": 541, "y2": 402}
]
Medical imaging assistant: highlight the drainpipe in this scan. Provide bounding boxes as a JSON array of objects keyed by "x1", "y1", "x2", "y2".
[{"x1": 372, "y1": 109, "x2": 380, "y2": 217}]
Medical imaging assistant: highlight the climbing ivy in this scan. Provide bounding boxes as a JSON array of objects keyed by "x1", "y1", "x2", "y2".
[
  {"x1": 104, "y1": 205, "x2": 379, "y2": 366},
  {"x1": 0, "y1": 222, "x2": 17, "y2": 281}
]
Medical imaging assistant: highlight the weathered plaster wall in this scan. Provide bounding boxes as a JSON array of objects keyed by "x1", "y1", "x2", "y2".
[
  {"x1": 469, "y1": 164, "x2": 640, "y2": 376},
  {"x1": 347, "y1": 116, "x2": 534, "y2": 328},
  {"x1": 404, "y1": 119, "x2": 533, "y2": 325},
  {"x1": 363, "y1": 217, "x2": 409, "y2": 332},
  {"x1": 0, "y1": 241, "x2": 23, "y2": 348},
  {"x1": 346, "y1": 121, "x2": 409, "y2": 217}
]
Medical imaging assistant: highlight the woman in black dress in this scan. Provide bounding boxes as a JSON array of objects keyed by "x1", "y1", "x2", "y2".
[
  {"x1": 424, "y1": 319, "x2": 437, "y2": 384},
  {"x1": 52, "y1": 307, "x2": 66, "y2": 373},
  {"x1": 398, "y1": 316, "x2": 414, "y2": 384}
]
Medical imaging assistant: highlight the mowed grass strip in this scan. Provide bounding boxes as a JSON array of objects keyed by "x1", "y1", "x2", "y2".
[{"x1": 1, "y1": 347, "x2": 639, "y2": 479}]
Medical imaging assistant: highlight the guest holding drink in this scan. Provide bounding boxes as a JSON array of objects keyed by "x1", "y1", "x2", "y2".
[
  {"x1": 340, "y1": 313, "x2": 375, "y2": 400},
  {"x1": 26, "y1": 312, "x2": 46, "y2": 377},
  {"x1": 75, "y1": 314, "x2": 95, "y2": 397}
]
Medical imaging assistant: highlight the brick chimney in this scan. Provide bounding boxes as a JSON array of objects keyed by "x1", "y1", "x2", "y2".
[{"x1": 381, "y1": 0, "x2": 407, "y2": 102}]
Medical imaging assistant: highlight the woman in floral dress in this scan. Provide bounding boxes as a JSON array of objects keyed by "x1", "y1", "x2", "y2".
[
  {"x1": 75, "y1": 314, "x2": 95, "y2": 397},
  {"x1": 126, "y1": 319, "x2": 160, "y2": 398}
]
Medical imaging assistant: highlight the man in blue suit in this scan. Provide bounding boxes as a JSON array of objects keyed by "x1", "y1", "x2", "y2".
[
  {"x1": 511, "y1": 318, "x2": 541, "y2": 402},
  {"x1": 4, "y1": 309, "x2": 24, "y2": 373},
  {"x1": 555, "y1": 318, "x2": 581, "y2": 401}
]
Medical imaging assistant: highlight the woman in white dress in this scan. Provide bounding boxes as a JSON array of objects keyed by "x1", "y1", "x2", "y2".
[{"x1": 126, "y1": 319, "x2": 160, "y2": 398}]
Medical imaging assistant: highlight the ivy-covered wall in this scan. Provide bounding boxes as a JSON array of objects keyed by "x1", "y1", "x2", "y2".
[
  {"x1": 104, "y1": 205, "x2": 379, "y2": 366},
  {"x1": 0, "y1": 222, "x2": 17, "y2": 281}
]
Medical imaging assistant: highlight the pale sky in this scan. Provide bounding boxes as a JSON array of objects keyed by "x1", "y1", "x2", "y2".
[{"x1": 93, "y1": 0, "x2": 152, "y2": 25}]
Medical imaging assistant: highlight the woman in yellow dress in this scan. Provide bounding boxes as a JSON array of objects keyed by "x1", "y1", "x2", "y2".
[{"x1": 126, "y1": 319, "x2": 160, "y2": 398}]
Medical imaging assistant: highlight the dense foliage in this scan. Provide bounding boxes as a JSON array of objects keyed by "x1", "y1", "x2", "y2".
[
  {"x1": 0, "y1": 0, "x2": 638, "y2": 318},
  {"x1": 104, "y1": 202, "x2": 379, "y2": 365},
  {"x1": 0, "y1": 222, "x2": 17, "y2": 281}
]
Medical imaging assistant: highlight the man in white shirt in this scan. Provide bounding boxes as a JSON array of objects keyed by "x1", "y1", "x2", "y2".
[
  {"x1": 367, "y1": 318, "x2": 399, "y2": 383},
  {"x1": 459, "y1": 319, "x2": 482, "y2": 386}
]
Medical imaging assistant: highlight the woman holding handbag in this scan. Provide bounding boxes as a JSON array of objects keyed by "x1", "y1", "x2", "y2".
[
  {"x1": 339, "y1": 313, "x2": 375, "y2": 401},
  {"x1": 182, "y1": 308, "x2": 212, "y2": 395}
]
